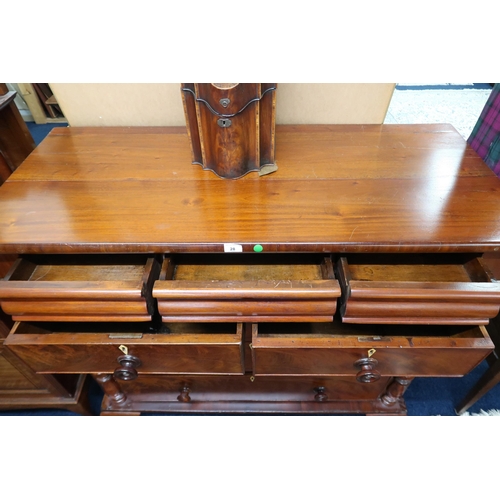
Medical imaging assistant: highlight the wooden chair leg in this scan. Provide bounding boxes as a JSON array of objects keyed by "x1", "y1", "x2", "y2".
[{"x1": 455, "y1": 358, "x2": 500, "y2": 415}]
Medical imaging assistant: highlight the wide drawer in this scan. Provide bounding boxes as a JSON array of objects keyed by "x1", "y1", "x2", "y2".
[
  {"x1": 115, "y1": 374, "x2": 391, "y2": 404},
  {"x1": 4, "y1": 322, "x2": 244, "y2": 375},
  {"x1": 0, "y1": 255, "x2": 161, "y2": 322},
  {"x1": 153, "y1": 253, "x2": 341, "y2": 322},
  {"x1": 251, "y1": 321, "x2": 493, "y2": 377},
  {"x1": 336, "y1": 254, "x2": 500, "y2": 325}
]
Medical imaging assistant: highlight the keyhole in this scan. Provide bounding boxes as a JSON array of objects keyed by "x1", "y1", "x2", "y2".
[{"x1": 217, "y1": 118, "x2": 232, "y2": 128}]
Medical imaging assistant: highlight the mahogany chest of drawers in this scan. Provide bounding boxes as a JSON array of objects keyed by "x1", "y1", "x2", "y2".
[{"x1": 1, "y1": 124, "x2": 499, "y2": 415}]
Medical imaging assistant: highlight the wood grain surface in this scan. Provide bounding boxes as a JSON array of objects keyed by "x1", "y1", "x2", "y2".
[{"x1": 0, "y1": 124, "x2": 499, "y2": 253}]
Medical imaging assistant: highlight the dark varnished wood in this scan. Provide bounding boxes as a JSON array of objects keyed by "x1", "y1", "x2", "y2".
[
  {"x1": 1, "y1": 125, "x2": 499, "y2": 254},
  {"x1": 98, "y1": 373, "x2": 400, "y2": 415},
  {"x1": 1, "y1": 124, "x2": 500, "y2": 416},
  {"x1": 0, "y1": 247, "x2": 91, "y2": 414},
  {"x1": 0, "y1": 255, "x2": 161, "y2": 321},
  {"x1": 380, "y1": 377, "x2": 413, "y2": 406},
  {"x1": 5, "y1": 322, "x2": 244, "y2": 375},
  {"x1": 337, "y1": 255, "x2": 500, "y2": 325},
  {"x1": 251, "y1": 322, "x2": 493, "y2": 377},
  {"x1": 181, "y1": 83, "x2": 276, "y2": 179},
  {"x1": 94, "y1": 373, "x2": 127, "y2": 405},
  {"x1": 0, "y1": 85, "x2": 36, "y2": 185},
  {"x1": 456, "y1": 254, "x2": 500, "y2": 413},
  {"x1": 455, "y1": 324, "x2": 500, "y2": 414},
  {"x1": 7, "y1": 124, "x2": 492, "y2": 182},
  {"x1": 0, "y1": 338, "x2": 91, "y2": 414},
  {"x1": 153, "y1": 254, "x2": 340, "y2": 322}
]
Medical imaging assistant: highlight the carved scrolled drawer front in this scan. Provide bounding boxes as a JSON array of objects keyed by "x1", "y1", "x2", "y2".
[
  {"x1": 153, "y1": 253, "x2": 341, "y2": 323},
  {"x1": 250, "y1": 321, "x2": 494, "y2": 377},
  {"x1": 4, "y1": 322, "x2": 244, "y2": 376},
  {"x1": 336, "y1": 254, "x2": 500, "y2": 325},
  {"x1": 0, "y1": 255, "x2": 161, "y2": 322}
]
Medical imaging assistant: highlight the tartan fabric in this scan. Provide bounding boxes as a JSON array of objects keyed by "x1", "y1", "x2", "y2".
[{"x1": 468, "y1": 83, "x2": 500, "y2": 177}]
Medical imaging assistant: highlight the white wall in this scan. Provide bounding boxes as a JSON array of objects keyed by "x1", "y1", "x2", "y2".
[{"x1": 50, "y1": 83, "x2": 396, "y2": 127}]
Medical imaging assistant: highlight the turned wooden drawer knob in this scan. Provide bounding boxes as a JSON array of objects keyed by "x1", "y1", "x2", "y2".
[
  {"x1": 314, "y1": 386, "x2": 328, "y2": 402},
  {"x1": 114, "y1": 354, "x2": 142, "y2": 381},
  {"x1": 177, "y1": 386, "x2": 191, "y2": 403},
  {"x1": 354, "y1": 357, "x2": 381, "y2": 383}
]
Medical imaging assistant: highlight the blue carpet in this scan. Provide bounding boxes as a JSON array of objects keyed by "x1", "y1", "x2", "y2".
[
  {"x1": 2, "y1": 123, "x2": 498, "y2": 416},
  {"x1": 26, "y1": 121, "x2": 68, "y2": 146},
  {"x1": 405, "y1": 359, "x2": 500, "y2": 416}
]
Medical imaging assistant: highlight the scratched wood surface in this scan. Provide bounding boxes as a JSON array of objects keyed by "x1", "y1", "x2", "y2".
[{"x1": 0, "y1": 124, "x2": 499, "y2": 254}]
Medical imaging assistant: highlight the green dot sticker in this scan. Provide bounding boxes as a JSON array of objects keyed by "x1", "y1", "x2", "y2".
[{"x1": 253, "y1": 244, "x2": 263, "y2": 253}]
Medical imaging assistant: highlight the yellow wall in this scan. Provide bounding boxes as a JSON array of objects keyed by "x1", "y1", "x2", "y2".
[{"x1": 50, "y1": 83, "x2": 395, "y2": 127}]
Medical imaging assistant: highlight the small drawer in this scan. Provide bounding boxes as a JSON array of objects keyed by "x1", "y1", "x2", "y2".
[
  {"x1": 336, "y1": 254, "x2": 500, "y2": 325},
  {"x1": 251, "y1": 321, "x2": 493, "y2": 377},
  {"x1": 5, "y1": 322, "x2": 244, "y2": 376},
  {"x1": 0, "y1": 255, "x2": 161, "y2": 322},
  {"x1": 153, "y1": 253, "x2": 341, "y2": 322}
]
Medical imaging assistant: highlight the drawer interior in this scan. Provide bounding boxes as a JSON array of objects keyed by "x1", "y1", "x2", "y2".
[
  {"x1": 251, "y1": 320, "x2": 493, "y2": 377},
  {"x1": 12, "y1": 321, "x2": 238, "y2": 337},
  {"x1": 336, "y1": 254, "x2": 500, "y2": 325},
  {"x1": 7, "y1": 321, "x2": 244, "y2": 375},
  {"x1": 165, "y1": 253, "x2": 333, "y2": 281},
  {"x1": 154, "y1": 253, "x2": 340, "y2": 322},
  {"x1": 341, "y1": 253, "x2": 492, "y2": 283},
  {"x1": 6, "y1": 254, "x2": 153, "y2": 282},
  {"x1": 0, "y1": 255, "x2": 162, "y2": 322},
  {"x1": 255, "y1": 321, "x2": 489, "y2": 340}
]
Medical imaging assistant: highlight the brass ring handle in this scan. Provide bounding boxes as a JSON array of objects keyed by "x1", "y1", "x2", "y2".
[
  {"x1": 354, "y1": 357, "x2": 381, "y2": 383},
  {"x1": 114, "y1": 354, "x2": 142, "y2": 381}
]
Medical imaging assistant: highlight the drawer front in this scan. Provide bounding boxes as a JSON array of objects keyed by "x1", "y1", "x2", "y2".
[
  {"x1": 5, "y1": 322, "x2": 244, "y2": 375},
  {"x1": 0, "y1": 255, "x2": 161, "y2": 322},
  {"x1": 337, "y1": 255, "x2": 500, "y2": 325},
  {"x1": 153, "y1": 254, "x2": 341, "y2": 322},
  {"x1": 251, "y1": 323, "x2": 494, "y2": 377},
  {"x1": 116, "y1": 374, "x2": 391, "y2": 403}
]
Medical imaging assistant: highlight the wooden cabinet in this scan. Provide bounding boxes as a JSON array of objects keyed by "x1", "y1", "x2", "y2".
[
  {"x1": 0, "y1": 345, "x2": 90, "y2": 415},
  {"x1": 1, "y1": 124, "x2": 500, "y2": 415},
  {"x1": 0, "y1": 84, "x2": 36, "y2": 185}
]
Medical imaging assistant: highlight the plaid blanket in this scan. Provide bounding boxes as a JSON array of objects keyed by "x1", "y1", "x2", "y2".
[{"x1": 468, "y1": 83, "x2": 500, "y2": 177}]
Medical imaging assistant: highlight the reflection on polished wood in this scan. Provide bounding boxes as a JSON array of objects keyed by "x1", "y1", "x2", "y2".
[
  {"x1": 1, "y1": 124, "x2": 500, "y2": 416},
  {"x1": 0, "y1": 125, "x2": 499, "y2": 254}
]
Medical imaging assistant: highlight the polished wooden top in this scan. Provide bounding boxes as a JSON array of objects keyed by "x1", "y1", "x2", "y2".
[{"x1": 0, "y1": 124, "x2": 499, "y2": 254}]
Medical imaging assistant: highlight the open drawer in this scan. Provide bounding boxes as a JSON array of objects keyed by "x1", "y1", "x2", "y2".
[
  {"x1": 251, "y1": 321, "x2": 494, "y2": 378},
  {"x1": 4, "y1": 322, "x2": 244, "y2": 376},
  {"x1": 0, "y1": 255, "x2": 161, "y2": 322},
  {"x1": 153, "y1": 253, "x2": 341, "y2": 322},
  {"x1": 336, "y1": 254, "x2": 500, "y2": 325}
]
